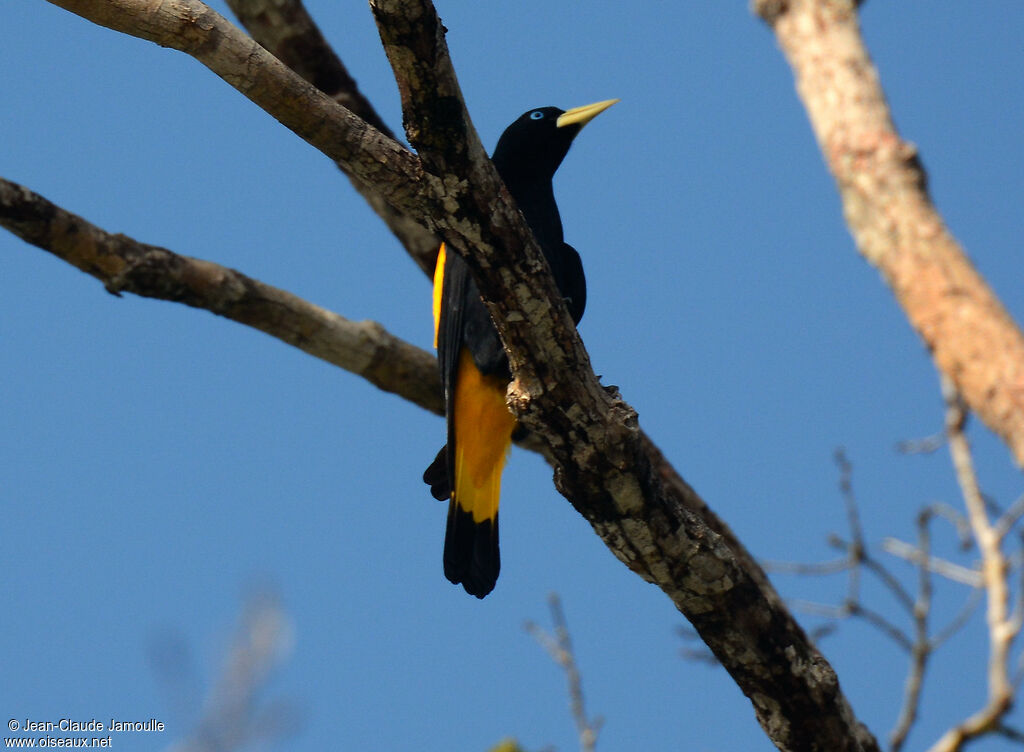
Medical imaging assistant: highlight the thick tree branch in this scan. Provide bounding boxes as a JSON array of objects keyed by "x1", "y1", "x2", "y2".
[
  {"x1": 223, "y1": 0, "x2": 440, "y2": 274},
  {"x1": 0, "y1": 176, "x2": 442, "y2": 415},
  {"x1": 32, "y1": 1, "x2": 877, "y2": 749},
  {"x1": 226, "y1": 0, "x2": 394, "y2": 137},
  {"x1": 754, "y1": 0, "x2": 1024, "y2": 467},
  {"x1": 45, "y1": 0, "x2": 436, "y2": 234},
  {"x1": 370, "y1": 2, "x2": 877, "y2": 750}
]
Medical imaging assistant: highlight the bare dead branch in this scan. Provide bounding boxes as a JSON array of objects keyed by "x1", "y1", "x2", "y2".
[
  {"x1": 766, "y1": 432, "x2": 1024, "y2": 751},
  {"x1": 995, "y1": 495, "x2": 1024, "y2": 544},
  {"x1": 862, "y1": 554, "x2": 917, "y2": 617},
  {"x1": 896, "y1": 432, "x2": 947, "y2": 456},
  {"x1": 835, "y1": 448, "x2": 866, "y2": 604},
  {"x1": 882, "y1": 502, "x2": 975, "y2": 595},
  {"x1": 928, "y1": 503, "x2": 975, "y2": 550},
  {"x1": 369, "y1": 5, "x2": 878, "y2": 748},
  {"x1": 31, "y1": 2, "x2": 879, "y2": 748},
  {"x1": 226, "y1": 0, "x2": 393, "y2": 136},
  {"x1": 754, "y1": 0, "x2": 1024, "y2": 468},
  {"x1": 162, "y1": 590, "x2": 299, "y2": 752},
  {"x1": 760, "y1": 449, "x2": 999, "y2": 750},
  {"x1": 0, "y1": 176, "x2": 443, "y2": 415},
  {"x1": 845, "y1": 601, "x2": 913, "y2": 653},
  {"x1": 223, "y1": 0, "x2": 440, "y2": 274},
  {"x1": 765, "y1": 597, "x2": 913, "y2": 652},
  {"x1": 995, "y1": 723, "x2": 1024, "y2": 744},
  {"x1": 880, "y1": 539, "x2": 981, "y2": 588},
  {"x1": 783, "y1": 599, "x2": 853, "y2": 621},
  {"x1": 835, "y1": 449, "x2": 866, "y2": 545},
  {"x1": 933, "y1": 588, "x2": 984, "y2": 651},
  {"x1": 824, "y1": 507, "x2": 917, "y2": 621},
  {"x1": 525, "y1": 594, "x2": 603, "y2": 752},
  {"x1": 762, "y1": 556, "x2": 855, "y2": 576},
  {"x1": 45, "y1": 0, "x2": 431, "y2": 230},
  {"x1": 927, "y1": 378, "x2": 1020, "y2": 752},
  {"x1": 889, "y1": 506, "x2": 936, "y2": 752}
]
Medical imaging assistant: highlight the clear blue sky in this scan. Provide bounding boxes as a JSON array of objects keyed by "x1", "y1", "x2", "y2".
[{"x1": 3, "y1": 2, "x2": 1024, "y2": 750}]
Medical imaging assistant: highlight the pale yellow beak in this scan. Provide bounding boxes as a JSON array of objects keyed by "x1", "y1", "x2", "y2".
[{"x1": 556, "y1": 98, "x2": 619, "y2": 129}]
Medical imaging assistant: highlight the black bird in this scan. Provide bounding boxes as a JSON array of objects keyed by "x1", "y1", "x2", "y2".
[{"x1": 423, "y1": 99, "x2": 618, "y2": 598}]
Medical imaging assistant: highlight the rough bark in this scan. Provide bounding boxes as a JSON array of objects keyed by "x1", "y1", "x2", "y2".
[
  {"x1": 754, "y1": 0, "x2": 1024, "y2": 468},
  {"x1": 30, "y1": 1, "x2": 885, "y2": 749},
  {"x1": 371, "y1": 2, "x2": 877, "y2": 749},
  {"x1": 0, "y1": 177, "x2": 442, "y2": 415},
  {"x1": 45, "y1": 0, "x2": 433, "y2": 227}
]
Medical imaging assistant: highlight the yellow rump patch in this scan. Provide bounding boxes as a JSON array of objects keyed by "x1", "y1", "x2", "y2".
[{"x1": 452, "y1": 348, "x2": 516, "y2": 524}]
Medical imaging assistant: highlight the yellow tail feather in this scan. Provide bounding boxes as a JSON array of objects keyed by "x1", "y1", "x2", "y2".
[{"x1": 452, "y1": 348, "x2": 516, "y2": 523}]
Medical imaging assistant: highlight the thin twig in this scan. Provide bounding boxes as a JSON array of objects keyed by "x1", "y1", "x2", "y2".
[
  {"x1": 862, "y1": 553, "x2": 917, "y2": 616},
  {"x1": 0, "y1": 177, "x2": 444, "y2": 416},
  {"x1": 996, "y1": 723, "x2": 1024, "y2": 743},
  {"x1": 928, "y1": 376, "x2": 1020, "y2": 752},
  {"x1": 836, "y1": 448, "x2": 866, "y2": 604},
  {"x1": 525, "y1": 594, "x2": 603, "y2": 752},
  {"x1": 889, "y1": 507, "x2": 936, "y2": 752},
  {"x1": 758, "y1": 445, "x2": 1007, "y2": 751},
  {"x1": 162, "y1": 590, "x2": 299, "y2": 752},
  {"x1": 760, "y1": 556, "x2": 854, "y2": 576},
  {"x1": 836, "y1": 448, "x2": 867, "y2": 545},
  {"x1": 925, "y1": 502, "x2": 974, "y2": 549},
  {"x1": 933, "y1": 588, "x2": 985, "y2": 650},
  {"x1": 994, "y1": 495, "x2": 1024, "y2": 543},
  {"x1": 829, "y1": 528, "x2": 916, "y2": 615},
  {"x1": 845, "y1": 601, "x2": 914, "y2": 652},
  {"x1": 881, "y1": 538, "x2": 982, "y2": 587},
  {"x1": 896, "y1": 432, "x2": 947, "y2": 456},
  {"x1": 758, "y1": 452, "x2": 916, "y2": 651}
]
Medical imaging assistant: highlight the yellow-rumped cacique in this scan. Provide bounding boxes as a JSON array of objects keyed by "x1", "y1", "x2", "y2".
[{"x1": 423, "y1": 99, "x2": 618, "y2": 598}]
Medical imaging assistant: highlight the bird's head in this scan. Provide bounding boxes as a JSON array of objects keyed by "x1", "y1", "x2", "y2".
[{"x1": 491, "y1": 99, "x2": 618, "y2": 182}]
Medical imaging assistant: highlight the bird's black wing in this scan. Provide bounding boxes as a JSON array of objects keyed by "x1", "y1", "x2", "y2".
[
  {"x1": 554, "y1": 241, "x2": 587, "y2": 325},
  {"x1": 436, "y1": 249, "x2": 467, "y2": 490}
]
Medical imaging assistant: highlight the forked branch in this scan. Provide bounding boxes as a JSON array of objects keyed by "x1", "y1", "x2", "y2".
[
  {"x1": 0, "y1": 177, "x2": 442, "y2": 414},
  {"x1": 929, "y1": 378, "x2": 1021, "y2": 752},
  {"x1": 223, "y1": 0, "x2": 440, "y2": 274},
  {"x1": 24, "y1": 1, "x2": 883, "y2": 748}
]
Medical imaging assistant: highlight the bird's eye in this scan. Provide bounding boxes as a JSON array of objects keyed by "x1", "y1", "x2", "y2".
[{"x1": 529, "y1": 111, "x2": 545, "y2": 120}]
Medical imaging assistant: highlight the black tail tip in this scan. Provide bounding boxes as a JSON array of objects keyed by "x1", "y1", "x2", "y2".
[
  {"x1": 444, "y1": 506, "x2": 500, "y2": 598},
  {"x1": 455, "y1": 576, "x2": 496, "y2": 599}
]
